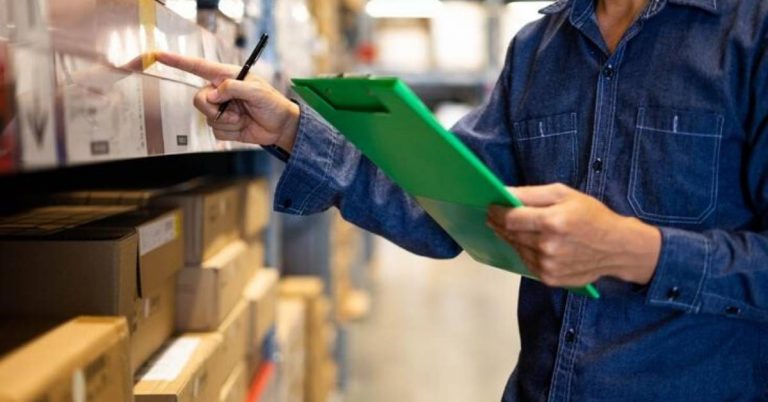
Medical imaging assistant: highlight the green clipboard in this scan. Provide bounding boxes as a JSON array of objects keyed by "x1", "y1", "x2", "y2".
[{"x1": 292, "y1": 76, "x2": 599, "y2": 299}]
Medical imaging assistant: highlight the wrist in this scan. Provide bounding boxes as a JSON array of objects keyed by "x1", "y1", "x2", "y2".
[
  {"x1": 615, "y1": 217, "x2": 662, "y2": 285},
  {"x1": 274, "y1": 100, "x2": 300, "y2": 152}
]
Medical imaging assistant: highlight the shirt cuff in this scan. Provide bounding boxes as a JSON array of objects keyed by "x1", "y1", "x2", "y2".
[
  {"x1": 646, "y1": 227, "x2": 711, "y2": 313},
  {"x1": 272, "y1": 102, "x2": 343, "y2": 215}
]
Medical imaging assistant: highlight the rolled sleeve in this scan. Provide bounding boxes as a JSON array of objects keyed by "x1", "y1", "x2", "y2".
[
  {"x1": 647, "y1": 227, "x2": 710, "y2": 313},
  {"x1": 273, "y1": 103, "x2": 344, "y2": 215}
]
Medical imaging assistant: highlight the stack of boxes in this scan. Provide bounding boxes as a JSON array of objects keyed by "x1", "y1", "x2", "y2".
[
  {"x1": 0, "y1": 317, "x2": 133, "y2": 402},
  {"x1": 330, "y1": 211, "x2": 370, "y2": 322},
  {"x1": 0, "y1": 177, "x2": 284, "y2": 402},
  {"x1": 0, "y1": 204, "x2": 185, "y2": 400},
  {"x1": 279, "y1": 278, "x2": 338, "y2": 402}
]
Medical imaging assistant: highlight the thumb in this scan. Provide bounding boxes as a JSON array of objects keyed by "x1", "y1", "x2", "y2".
[
  {"x1": 510, "y1": 183, "x2": 571, "y2": 207},
  {"x1": 207, "y1": 79, "x2": 258, "y2": 104}
]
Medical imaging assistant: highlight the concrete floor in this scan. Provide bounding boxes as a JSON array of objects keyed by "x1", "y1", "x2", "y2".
[{"x1": 346, "y1": 238, "x2": 521, "y2": 402}]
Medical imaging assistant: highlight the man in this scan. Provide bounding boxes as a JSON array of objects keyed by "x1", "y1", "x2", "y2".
[{"x1": 158, "y1": 0, "x2": 768, "y2": 399}]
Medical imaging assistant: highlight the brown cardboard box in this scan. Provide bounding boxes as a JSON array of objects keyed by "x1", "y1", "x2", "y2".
[
  {"x1": 176, "y1": 240, "x2": 249, "y2": 331},
  {"x1": 242, "y1": 239, "x2": 265, "y2": 283},
  {"x1": 134, "y1": 332, "x2": 224, "y2": 402},
  {"x1": 213, "y1": 300, "x2": 249, "y2": 393},
  {"x1": 0, "y1": 206, "x2": 184, "y2": 373},
  {"x1": 0, "y1": 316, "x2": 132, "y2": 402},
  {"x1": 154, "y1": 183, "x2": 241, "y2": 264},
  {"x1": 243, "y1": 268, "x2": 280, "y2": 373},
  {"x1": 218, "y1": 361, "x2": 248, "y2": 402},
  {"x1": 240, "y1": 179, "x2": 271, "y2": 241},
  {"x1": 279, "y1": 277, "x2": 334, "y2": 402},
  {"x1": 276, "y1": 300, "x2": 306, "y2": 402}
]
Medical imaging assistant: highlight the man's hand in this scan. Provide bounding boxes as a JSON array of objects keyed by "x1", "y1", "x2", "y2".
[
  {"x1": 154, "y1": 52, "x2": 299, "y2": 151},
  {"x1": 487, "y1": 183, "x2": 661, "y2": 288}
]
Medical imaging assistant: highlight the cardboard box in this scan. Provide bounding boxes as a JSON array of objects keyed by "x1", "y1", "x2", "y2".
[
  {"x1": 279, "y1": 277, "x2": 334, "y2": 402},
  {"x1": 243, "y1": 268, "x2": 280, "y2": 369},
  {"x1": 219, "y1": 361, "x2": 248, "y2": 402},
  {"x1": 134, "y1": 332, "x2": 224, "y2": 402},
  {"x1": 154, "y1": 183, "x2": 242, "y2": 264},
  {"x1": 176, "y1": 240, "x2": 249, "y2": 331},
  {"x1": 215, "y1": 300, "x2": 249, "y2": 391},
  {"x1": 0, "y1": 206, "x2": 184, "y2": 372},
  {"x1": 240, "y1": 179, "x2": 271, "y2": 241},
  {"x1": 0, "y1": 317, "x2": 132, "y2": 402},
  {"x1": 276, "y1": 300, "x2": 306, "y2": 402},
  {"x1": 242, "y1": 239, "x2": 265, "y2": 282}
]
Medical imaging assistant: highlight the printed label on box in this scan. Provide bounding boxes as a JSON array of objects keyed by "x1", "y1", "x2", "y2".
[
  {"x1": 137, "y1": 213, "x2": 179, "y2": 256},
  {"x1": 59, "y1": 55, "x2": 148, "y2": 163},
  {"x1": 139, "y1": 338, "x2": 200, "y2": 381}
]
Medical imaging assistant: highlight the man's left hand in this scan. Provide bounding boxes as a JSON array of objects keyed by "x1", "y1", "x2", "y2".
[{"x1": 487, "y1": 183, "x2": 662, "y2": 288}]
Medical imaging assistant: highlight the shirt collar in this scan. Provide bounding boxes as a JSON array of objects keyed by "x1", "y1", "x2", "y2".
[{"x1": 539, "y1": 0, "x2": 720, "y2": 18}]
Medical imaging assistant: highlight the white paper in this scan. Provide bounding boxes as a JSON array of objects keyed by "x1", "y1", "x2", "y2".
[
  {"x1": 140, "y1": 338, "x2": 200, "y2": 381},
  {"x1": 159, "y1": 80, "x2": 198, "y2": 154},
  {"x1": 60, "y1": 56, "x2": 147, "y2": 163},
  {"x1": 138, "y1": 213, "x2": 179, "y2": 256}
]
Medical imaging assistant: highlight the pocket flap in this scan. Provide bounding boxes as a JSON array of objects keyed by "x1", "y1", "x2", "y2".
[{"x1": 514, "y1": 112, "x2": 577, "y2": 140}]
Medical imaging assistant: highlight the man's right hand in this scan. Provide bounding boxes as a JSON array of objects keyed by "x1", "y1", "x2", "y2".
[{"x1": 154, "y1": 52, "x2": 299, "y2": 152}]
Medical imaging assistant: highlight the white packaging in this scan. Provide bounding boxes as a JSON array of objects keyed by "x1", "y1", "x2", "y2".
[
  {"x1": 12, "y1": 0, "x2": 59, "y2": 169},
  {"x1": 56, "y1": 54, "x2": 148, "y2": 163}
]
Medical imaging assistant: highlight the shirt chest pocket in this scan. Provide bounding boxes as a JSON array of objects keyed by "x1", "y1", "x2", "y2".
[
  {"x1": 511, "y1": 112, "x2": 579, "y2": 186},
  {"x1": 628, "y1": 107, "x2": 724, "y2": 225}
]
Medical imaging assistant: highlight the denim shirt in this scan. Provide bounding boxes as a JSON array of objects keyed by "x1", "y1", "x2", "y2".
[{"x1": 271, "y1": 0, "x2": 768, "y2": 400}]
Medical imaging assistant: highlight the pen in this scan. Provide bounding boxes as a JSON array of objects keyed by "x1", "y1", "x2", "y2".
[{"x1": 214, "y1": 33, "x2": 269, "y2": 122}]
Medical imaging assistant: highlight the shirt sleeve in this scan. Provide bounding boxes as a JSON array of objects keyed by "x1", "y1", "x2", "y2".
[
  {"x1": 272, "y1": 47, "x2": 517, "y2": 259},
  {"x1": 646, "y1": 34, "x2": 768, "y2": 323}
]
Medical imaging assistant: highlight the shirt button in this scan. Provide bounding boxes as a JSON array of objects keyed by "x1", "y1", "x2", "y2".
[
  {"x1": 603, "y1": 64, "x2": 615, "y2": 79},
  {"x1": 591, "y1": 158, "x2": 603, "y2": 172},
  {"x1": 564, "y1": 328, "x2": 576, "y2": 343},
  {"x1": 281, "y1": 199, "x2": 293, "y2": 209},
  {"x1": 667, "y1": 286, "x2": 681, "y2": 301},
  {"x1": 725, "y1": 306, "x2": 741, "y2": 315}
]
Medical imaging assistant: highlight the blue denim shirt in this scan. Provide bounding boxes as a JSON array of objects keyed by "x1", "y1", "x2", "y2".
[{"x1": 271, "y1": 0, "x2": 768, "y2": 400}]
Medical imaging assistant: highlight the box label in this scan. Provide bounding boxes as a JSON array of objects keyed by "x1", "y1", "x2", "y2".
[
  {"x1": 137, "y1": 213, "x2": 179, "y2": 256},
  {"x1": 139, "y1": 338, "x2": 200, "y2": 381}
]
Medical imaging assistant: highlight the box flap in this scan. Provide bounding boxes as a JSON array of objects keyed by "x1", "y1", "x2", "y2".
[{"x1": 83, "y1": 208, "x2": 184, "y2": 297}]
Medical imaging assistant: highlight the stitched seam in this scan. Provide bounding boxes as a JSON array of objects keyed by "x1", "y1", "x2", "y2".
[
  {"x1": 587, "y1": 75, "x2": 606, "y2": 196},
  {"x1": 563, "y1": 298, "x2": 586, "y2": 400},
  {"x1": 273, "y1": 110, "x2": 307, "y2": 212},
  {"x1": 635, "y1": 126, "x2": 722, "y2": 138},
  {"x1": 297, "y1": 130, "x2": 339, "y2": 213},
  {"x1": 571, "y1": 0, "x2": 593, "y2": 27},
  {"x1": 628, "y1": 110, "x2": 721, "y2": 223},
  {"x1": 690, "y1": 237, "x2": 711, "y2": 313},
  {"x1": 546, "y1": 294, "x2": 574, "y2": 402},
  {"x1": 514, "y1": 130, "x2": 577, "y2": 141},
  {"x1": 597, "y1": 47, "x2": 626, "y2": 201}
]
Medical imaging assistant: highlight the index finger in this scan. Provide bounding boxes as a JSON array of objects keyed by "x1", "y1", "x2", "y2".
[{"x1": 154, "y1": 52, "x2": 239, "y2": 83}]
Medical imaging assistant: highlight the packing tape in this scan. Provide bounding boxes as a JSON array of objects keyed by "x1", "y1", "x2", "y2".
[{"x1": 138, "y1": 0, "x2": 156, "y2": 69}]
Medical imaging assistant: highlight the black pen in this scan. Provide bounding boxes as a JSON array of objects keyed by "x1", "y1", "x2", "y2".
[{"x1": 214, "y1": 33, "x2": 269, "y2": 122}]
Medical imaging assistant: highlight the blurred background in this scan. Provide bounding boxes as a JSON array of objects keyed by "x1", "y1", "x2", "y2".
[{"x1": 0, "y1": 1, "x2": 549, "y2": 401}]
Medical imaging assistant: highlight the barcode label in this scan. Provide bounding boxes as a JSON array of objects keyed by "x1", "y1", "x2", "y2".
[{"x1": 137, "y1": 213, "x2": 178, "y2": 256}]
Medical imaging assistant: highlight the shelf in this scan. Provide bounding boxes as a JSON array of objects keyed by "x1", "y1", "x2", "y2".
[{"x1": 0, "y1": 0, "x2": 259, "y2": 175}]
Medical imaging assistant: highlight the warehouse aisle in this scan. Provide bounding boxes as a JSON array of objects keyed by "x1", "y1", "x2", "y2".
[{"x1": 346, "y1": 238, "x2": 521, "y2": 402}]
